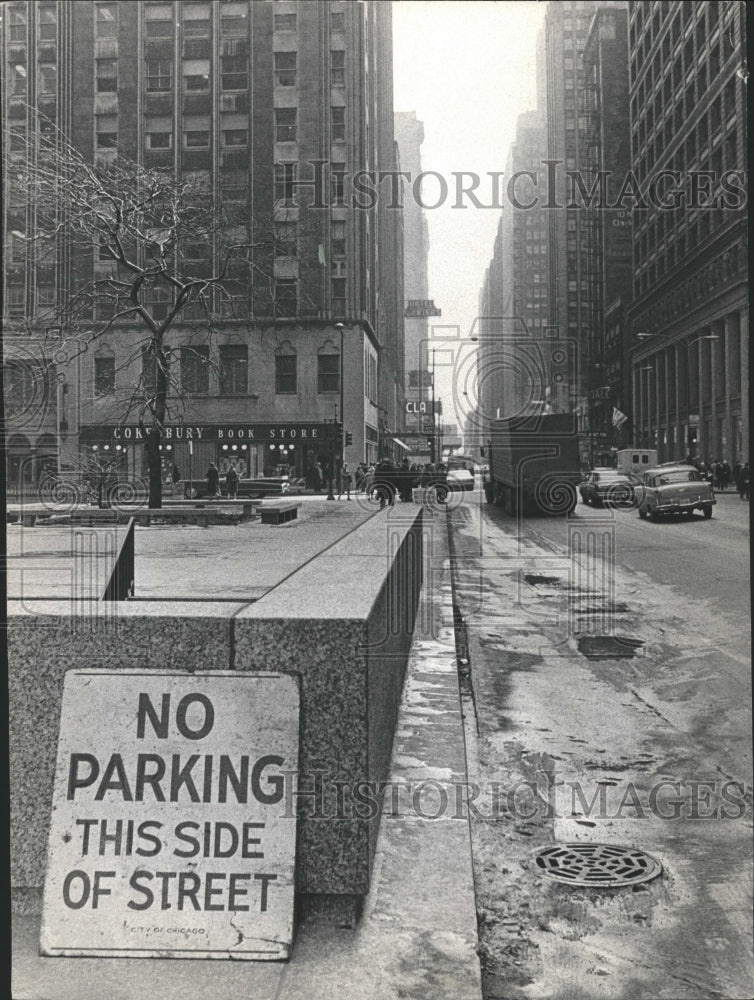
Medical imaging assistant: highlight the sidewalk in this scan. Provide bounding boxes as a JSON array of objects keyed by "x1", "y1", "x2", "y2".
[{"x1": 11, "y1": 508, "x2": 482, "y2": 1000}]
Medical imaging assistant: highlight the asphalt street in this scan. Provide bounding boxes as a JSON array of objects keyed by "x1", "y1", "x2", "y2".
[{"x1": 447, "y1": 485, "x2": 752, "y2": 1000}]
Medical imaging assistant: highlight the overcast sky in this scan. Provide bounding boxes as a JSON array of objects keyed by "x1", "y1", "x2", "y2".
[{"x1": 392, "y1": 0, "x2": 546, "y2": 424}]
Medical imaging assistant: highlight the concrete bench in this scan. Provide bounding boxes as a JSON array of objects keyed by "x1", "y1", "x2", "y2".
[{"x1": 260, "y1": 502, "x2": 301, "y2": 525}]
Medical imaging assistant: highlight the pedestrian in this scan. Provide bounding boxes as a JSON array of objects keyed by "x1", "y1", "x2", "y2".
[
  {"x1": 315, "y1": 462, "x2": 324, "y2": 493},
  {"x1": 171, "y1": 464, "x2": 181, "y2": 484},
  {"x1": 338, "y1": 462, "x2": 352, "y2": 500},
  {"x1": 206, "y1": 462, "x2": 220, "y2": 497},
  {"x1": 739, "y1": 463, "x2": 749, "y2": 501},
  {"x1": 225, "y1": 463, "x2": 239, "y2": 498},
  {"x1": 354, "y1": 463, "x2": 365, "y2": 493},
  {"x1": 721, "y1": 460, "x2": 731, "y2": 492}
]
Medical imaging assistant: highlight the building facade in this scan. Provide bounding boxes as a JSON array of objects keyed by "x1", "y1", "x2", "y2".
[
  {"x1": 628, "y1": 0, "x2": 748, "y2": 465},
  {"x1": 3, "y1": 0, "x2": 405, "y2": 489}
]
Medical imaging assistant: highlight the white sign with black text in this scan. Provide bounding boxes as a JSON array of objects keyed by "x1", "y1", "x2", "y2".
[{"x1": 41, "y1": 670, "x2": 300, "y2": 960}]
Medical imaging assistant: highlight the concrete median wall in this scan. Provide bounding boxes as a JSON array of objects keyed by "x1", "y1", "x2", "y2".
[{"x1": 7, "y1": 508, "x2": 424, "y2": 914}]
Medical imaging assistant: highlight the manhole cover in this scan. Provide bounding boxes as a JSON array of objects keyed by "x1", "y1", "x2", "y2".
[
  {"x1": 533, "y1": 843, "x2": 662, "y2": 887},
  {"x1": 578, "y1": 635, "x2": 644, "y2": 658}
]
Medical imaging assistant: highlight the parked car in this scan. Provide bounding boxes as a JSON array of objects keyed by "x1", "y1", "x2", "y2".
[
  {"x1": 579, "y1": 468, "x2": 636, "y2": 507},
  {"x1": 635, "y1": 463, "x2": 716, "y2": 520},
  {"x1": 446, "y1": 466, "x2": 474, "y2": 492},
  {"x1": 182, "y1": 476, "x2": 294, "y2": 499}
]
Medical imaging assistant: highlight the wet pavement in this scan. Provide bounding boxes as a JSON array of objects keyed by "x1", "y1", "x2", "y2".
[{"x1": 447, "y1": 488, "x2": 752, "y2": 1000}]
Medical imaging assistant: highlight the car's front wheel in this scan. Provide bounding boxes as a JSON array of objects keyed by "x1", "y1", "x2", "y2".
[
  {"x1": 638, "y1": 506, "x2": 648, "y2": 519},
  {"x1": 702, "y1": 503, "x2": 713, "y2": 519}
]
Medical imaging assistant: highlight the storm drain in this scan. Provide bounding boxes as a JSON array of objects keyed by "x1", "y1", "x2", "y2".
[
  {"x1": 577, "y1": 635, "x2": 644, "y2": 658},
  {"x1": 523, "y1": 574, "x2": 565, "y2": 587},
  {"x1": 533, "y1": 843, "x2": 662, "y2": 887}
]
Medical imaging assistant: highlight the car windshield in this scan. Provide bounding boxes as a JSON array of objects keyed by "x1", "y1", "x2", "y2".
[{"x1": 652, "y1": 470, "x2": 702, "y2": 485}]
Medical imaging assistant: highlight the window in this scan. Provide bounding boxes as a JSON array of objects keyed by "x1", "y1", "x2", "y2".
[
  {"x1": 96, "y1": 58, "x2": 117, "y2": 92},
  {"x1": 274, "y1": 12, "x2": 297, "y2": 32},
  {"x1": 331, "y1": 106, "x2": 345, "y2": 141},
  {"x1": 183, "y1": 59, "x2": 210, "y2": 91},
  {"x1": 180, "y1": 345, "x2": 209, "y2": 394},
  {"x1": 332, "y1": 278, "x2": 346, "y2": 315},
  {"x1": 39, "y1": 63, "x2": 57, "y2": 95},
  {"x1": 94, "y1": 357, "x2": 116, "y2": 396},
  {"x1": 331, "y1": 50, "x2": 345, "y2": 86},
  {"x1": 275, "y1": 108, "x2": 296, "y2": 143},
  {"x1": 6, "y1": 287, "x2": 25, "y2": 316},
  {"x1": 221, "y1": 12, "x2": 248, "y2": 36},
  {"x1": 222, "y1": 128, "x2": 248, "y2": 147},
  {"x1": 331, "y1": 170, "x2": 345, "y2": 205},
  {"x1": 331, "y1": 221, "x2": 346, "y2": 257},
  {"x1": 146, "y1": 130, "x2": 172, "y2": 150},
  {"x1": 219, "y1": 344, "x2": 247, "y2": 394},
  {"x1": 275, "y1": 352, "x2": 297, "y2": 393},
  {"x1": 183, "y1": 7, "x2": 210, "y2": 36},
  {"x1": 184, "y1": 130, "x2": 210, "y2": 148},
  {"x1": 9, "y1": 8, "x2": 26, "y2": 42},
  {"x1": 39, "y1": 5, "x2": 56, "y2": 39},
  {"x1": 274, "y1": 162, "x2": 296, "y2": 204},
  {"x1": 95, "y1": 3, "x2": 118, "y2": 37},
  {"x1": 221, "y1": 54, "x2": 248, "y2": 90},
  {"x1": 146, "y1": 60, "x2": 172, "y2": 92},
  {"x1": 318, "y1": 352, "x2": 340, "y2": 393},
  {"x1": 145, "y1": 6, "x2": 173, "y2": 37},
  {"x1": 331, "y1": 11, "x2": 345, "y2": 32},
  {"x1": 96, "y1": 115, "x2": 118, "y2": 149},
  {"x1": 11, "y1": 64, "x2": 27, "y2": 96},
  {"x1": 275, "y1": 279, "x2": 297, "y2": 316},
  {"x1": 274, "y1": 51, "x2": 296, "y2": 87},
  {"x1": 275, "y1": 221, "x2": 297, "y2": 256}
]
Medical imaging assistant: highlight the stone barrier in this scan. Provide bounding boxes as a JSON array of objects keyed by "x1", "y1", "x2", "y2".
[{"x1": 8, "y1": 507, "x2": 424, "y2": 920}]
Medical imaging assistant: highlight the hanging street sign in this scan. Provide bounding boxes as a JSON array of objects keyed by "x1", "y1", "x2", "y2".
[{"x1": 41, "y1": 670, "x2": 300, "y2": 960}]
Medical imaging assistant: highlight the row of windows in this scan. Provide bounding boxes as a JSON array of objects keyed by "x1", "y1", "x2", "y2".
[
  {"x1": 134, "y1": 107, "x2": 346, "y2": 151},
  {"x1": 142, "y1": 51, "x2": 345, "y2": 94},
  {"x1": 93, "y1": 347, "x2": 342, "y2": 397}
]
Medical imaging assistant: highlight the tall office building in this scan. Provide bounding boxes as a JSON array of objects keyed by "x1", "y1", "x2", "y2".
[
  {"x1": 543, "y1": 0, "x2": 626, "y2": 427},
  {"x1": 628, "y1": 0, "x2": 748, "y2": 465},
  {"x1": 581, "y1": 5, "x2": 632, "y2": 460},
  {"x1": 3, "y1": 0, "x2": 405, "y2": 488},
  {"x1": 394, "y1": 110, "x2": 430, "y2": 442}
]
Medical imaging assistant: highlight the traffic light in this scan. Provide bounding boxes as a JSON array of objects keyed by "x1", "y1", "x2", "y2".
[
  {"x1": 334, "y1": 423, "x2": 343, "y2": 447},
  {"x1": 427, "y1": 437, "x2": 433, "y2": 448},
  {"x1": 345, "y1": 431, "x2": 353, "y2": 446}
]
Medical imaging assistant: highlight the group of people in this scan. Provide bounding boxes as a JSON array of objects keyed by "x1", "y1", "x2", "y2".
[
  {"x1": 205, "y1": 462, "x2": 239, "y2": 497},
  {"x1": 685, "y1": 456, "x2": 749, "y2": 500}
]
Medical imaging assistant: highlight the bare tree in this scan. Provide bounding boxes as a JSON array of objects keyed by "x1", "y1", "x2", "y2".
[{"x1": 6, "y1": 111, "x2": 320, "y2": 507}]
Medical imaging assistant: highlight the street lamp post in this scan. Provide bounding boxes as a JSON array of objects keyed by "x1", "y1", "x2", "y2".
[
  {"x1": 683, "y1": 334, "x2": 718, "y2": 461},
  {"x1": 430, "y1": 348, "x2": 436, "y2": 463},
  {"x1": 638, "y1": 366, "x2": 654, "y2": 448},
  {"x1": 335, "y1": 322, "x2": 345, "y2": 471}
]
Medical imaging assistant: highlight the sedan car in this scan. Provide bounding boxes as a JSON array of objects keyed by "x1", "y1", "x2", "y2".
[
  {"x1": 635, "y1": 464, "x2": 715, "y2": 520},
  {"x1": 579, "y1": 468, "x2": 636, "y2": 507},
  {"x1": 183, "y1": 476, "x2": 295, "y2": 499},
  {"x1": 446, "y1": 466, "x2": 475, "y2": 492}
]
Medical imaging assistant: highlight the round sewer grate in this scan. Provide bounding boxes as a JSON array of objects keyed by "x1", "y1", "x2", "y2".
[{"x1": 533, "y1": 842, "x2": 662, "y2": 887}]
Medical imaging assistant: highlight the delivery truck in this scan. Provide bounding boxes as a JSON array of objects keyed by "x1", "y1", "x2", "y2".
[
  {"x1": 615, "y1": 448, "x2": 657, "y2": 476},
  {"x1": 481, "y1": 413, "x2": 581, "y2": 515}
]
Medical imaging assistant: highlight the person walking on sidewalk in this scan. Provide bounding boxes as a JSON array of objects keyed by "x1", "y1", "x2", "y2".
[
  {"x1": 206, "y1": 462, "x2": 220, "y2": 497},
  {"x1": 739, "y1": 463, "x2": 749, "y2": 501},
  {"x1": 338, "y1": 462, "x2": 352, "y2": 500},
  {"x1": 225, "y1": 463, "x2": 239, "y2": 498}
]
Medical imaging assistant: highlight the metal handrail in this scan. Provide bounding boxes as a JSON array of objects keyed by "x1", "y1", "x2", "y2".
[{"x1": 101, "y1": 517, "x2": 135, "y2": 601}]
